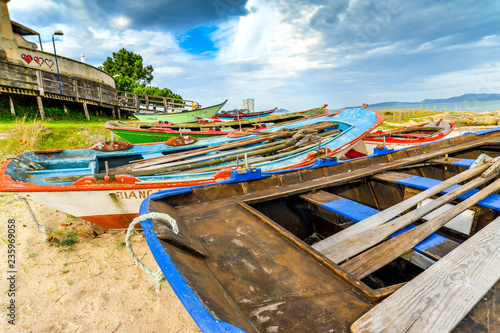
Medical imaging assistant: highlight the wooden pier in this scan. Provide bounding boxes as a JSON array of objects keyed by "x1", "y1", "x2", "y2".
[{"x1": 0, "y1": 60, "x2": 201, "y2": 121}]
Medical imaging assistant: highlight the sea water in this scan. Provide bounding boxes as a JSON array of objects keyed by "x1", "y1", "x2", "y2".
[{"x1": 367, "y1": 100, "x2": 500, "y2": 112}]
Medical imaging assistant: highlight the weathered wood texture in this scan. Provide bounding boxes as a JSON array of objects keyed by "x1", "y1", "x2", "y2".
[
  {"x1": 0, "y1": 60, "x2": 117, "y2": 110},
  {"x1": 351, "y1": 215, "x2": 500, "y2": 333},
  {"x1": 118, "y1": 91, "x2": 200, "y2": 112},
  {"x1": 312, "y1": 163, "x2": 491, "y2": 264},
  {"x1": 342, "y1": 171, "x2": 500, "y2": 279}
]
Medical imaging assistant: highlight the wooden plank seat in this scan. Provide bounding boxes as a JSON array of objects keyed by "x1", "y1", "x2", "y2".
[
  {"x1": 429, "y1": 157, "x2": 476, "y2": 167},
  {"x1": 373, "y1": 171, "x2": 500, "y2": 211},
  {"x1": 351, "y1": 215, "x2": 500, "y2": 333},
  {"x1": 301, "y1": 191, "x2": 459, "y2": 267}
]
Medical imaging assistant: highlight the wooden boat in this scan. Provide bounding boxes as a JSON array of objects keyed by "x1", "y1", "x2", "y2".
[
  {"x1": 194, "y1": 116, "x2": 234, "y2": 123},
  {"x1": 216, "y1": 107, "x2": 277, "y2": 120},
  {"x1": 0, "y1": 108, "x2": 382, "y2": 229},
  {"x1": 359, "y1": 120, "x2": 456, "y2": 155},
  {"x1": 105, "y1": 121, "x2": 234, "y2": 143},
  {"x1": 107, "y1": 105, "x2": 333, "y2": 144},
  {"x1": 132, "y1": 100, "x2": 227, "y2": 123},
  {"x1": 138, "y1": 127, "x2": 500, "y2": 332}
]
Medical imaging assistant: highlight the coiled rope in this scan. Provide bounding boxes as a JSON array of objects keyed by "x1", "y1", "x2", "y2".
[{"x1": 126, "y1": 212, "x2": 179, "y2": 292}]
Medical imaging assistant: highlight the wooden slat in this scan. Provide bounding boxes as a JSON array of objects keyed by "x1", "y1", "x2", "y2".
[
  {"x1": 351, "y1": 215, "x2": 500, "y2": 333},
  {"x1": 342, "y1": 165, "x2": 500, "y2": 279},
  {"x1": 303, "y1": 191, "x2": 459, "y2": 267},
  {"x1": 312, "y1": 162, "x2": 492, "y2": 263}
]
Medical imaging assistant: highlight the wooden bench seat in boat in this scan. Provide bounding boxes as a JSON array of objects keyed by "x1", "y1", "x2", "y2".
[
  {"x1": 373, "y1": 171, "x2": 500, "y2": 211},
  {"x1": 301, "y1": 191, "x2": 459, "y2": 267},
  {"x1": 351, "y1": 215, "x2": 500, "y2": 333}
]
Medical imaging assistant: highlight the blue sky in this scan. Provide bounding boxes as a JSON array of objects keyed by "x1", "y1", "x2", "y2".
[{"x1": 8, "y1": 0, "x2": 500, "y2": 111}]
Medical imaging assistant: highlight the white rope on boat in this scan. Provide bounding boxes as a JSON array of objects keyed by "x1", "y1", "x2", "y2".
[
  {"x1": 126, "y1": 212, "x2": 179, "y2": 292},
  {"x1": 16, "y1": 195, "x2": 51, "y2": 234}
]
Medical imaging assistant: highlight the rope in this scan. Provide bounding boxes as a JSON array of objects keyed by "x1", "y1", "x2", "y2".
[
  {"x1": 126, "y1": 212, "x2": 179, "y2": 292},
  {"x1": 17, "y1": 195, "x2": 51, "y2": 234}
]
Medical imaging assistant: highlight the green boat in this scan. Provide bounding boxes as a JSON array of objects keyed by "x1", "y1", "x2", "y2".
[
  {"x1": 107, "y1": 105, "x2": 333, "y2": 144},
  {"x1": 133, "y1": 100, "x2": 227, "y2": 123},
  {"x1": 105, "y1": 122, "x2": 234, "y2": 144}
]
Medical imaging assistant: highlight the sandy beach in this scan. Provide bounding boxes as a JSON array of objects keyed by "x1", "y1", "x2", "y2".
[{"x1": 0, "y1": 192, "x2": 200, "y2": 332}]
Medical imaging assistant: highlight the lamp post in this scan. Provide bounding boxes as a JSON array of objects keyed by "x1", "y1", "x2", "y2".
[{"x1": 52, "y1": 29, "x2": 64, "y2": 95}]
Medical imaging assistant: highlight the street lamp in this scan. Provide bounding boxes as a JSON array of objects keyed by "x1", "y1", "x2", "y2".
[{"x1": 52, "y1": 29, "x2": 64, "y2": 95}]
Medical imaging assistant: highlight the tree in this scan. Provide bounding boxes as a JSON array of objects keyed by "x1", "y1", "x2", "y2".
[
  {"x1": 100, "y1": 48, "x2": 153, "y2": 89},
  {"x1": 100, "y1": 48, "x2": 182, "y2": 100},
  {"x1": 132, "y1": 86, "x2": 183, "y2": 101}
]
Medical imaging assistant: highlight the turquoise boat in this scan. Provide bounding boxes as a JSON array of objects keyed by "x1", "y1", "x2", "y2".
[{"x1": 133, "y1": 100, "x2": 227, "y2": 123}]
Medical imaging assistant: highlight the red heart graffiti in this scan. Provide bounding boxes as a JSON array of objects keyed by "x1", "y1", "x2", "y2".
[
  {"x1": 34, "y1": 57, "x2": 44, "y2": 66},
  {"x1": 21, "y1": 54, "x2": 32, "y2": 64}
]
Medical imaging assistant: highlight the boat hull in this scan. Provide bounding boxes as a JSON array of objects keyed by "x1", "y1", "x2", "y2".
[
  {"x1": 133, "y1": 100, "x2": 227, "y2": 123},
  {"x1": 217, "y1": 107, "x2": 277, "y2": 120},
  {"x1": 362, "y1": 121, "x2": 456, "y2": 154},
  {"x1": 1, "y1": 107, "x2": 384, "y2": 229},
  {"x1": 107, "y1": 127, "x2": 229, "y2": 144}
]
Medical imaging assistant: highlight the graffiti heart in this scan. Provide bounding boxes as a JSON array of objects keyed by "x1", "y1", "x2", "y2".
[
  {"x1": 21, "y1": 54, "x2": 32, "y2": 64},
  {"x1": 34, "y1": 57, "x2": 44, "y2": 66},
  {"x1": 20, "y1": 54, "x2": 55, "y2": 69},
  {"x1": 45, "y1": 59, "x2": 54, "y2": 68}
]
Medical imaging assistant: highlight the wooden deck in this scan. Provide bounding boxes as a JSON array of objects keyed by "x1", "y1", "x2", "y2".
[{"x1": 0, "y1": 60, "x2": 201, "y2": 121}]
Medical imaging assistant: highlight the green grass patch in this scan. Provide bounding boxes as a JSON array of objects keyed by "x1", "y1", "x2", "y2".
[{"x1": 0, "y1": 117, "x2": 118, "y2": 161}]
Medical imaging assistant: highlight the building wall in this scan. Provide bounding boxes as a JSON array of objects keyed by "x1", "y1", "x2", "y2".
[
  {"x1": 0, "y1": 0, "x2": 115, "y2": 89},
  {"x1": 17, "y1": 47, "x2": 115, "y2": 87}
]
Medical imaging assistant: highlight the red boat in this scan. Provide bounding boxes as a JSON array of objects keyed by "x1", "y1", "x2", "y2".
[
  {"x1": 352, "y1": 120, "x2": 456, "y2": 156},
  {"x1": 216, "y1": 107, "x2": 277, "y2": 120}
]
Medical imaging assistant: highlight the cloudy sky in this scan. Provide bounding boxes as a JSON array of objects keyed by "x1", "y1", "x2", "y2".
[{"x1": 8, "y1": 0, "x2": 500, "y2": 110}]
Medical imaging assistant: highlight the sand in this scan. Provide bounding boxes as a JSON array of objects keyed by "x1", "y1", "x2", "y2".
[{"x1": 0, "y1": 193, "x2": 200, "y2": 333}]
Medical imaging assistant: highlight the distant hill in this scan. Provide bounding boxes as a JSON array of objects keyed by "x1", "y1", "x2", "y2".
[
  {"x1": 347, "y1": 93, "x2": 500, "y2": 109},
  {"x1": 421, "y1": 93, "x2": 500, "y2": 104}
]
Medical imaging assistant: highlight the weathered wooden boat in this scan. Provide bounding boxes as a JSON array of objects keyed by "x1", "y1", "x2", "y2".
[
  {"x1": 138, "y1": 127, "x2": 500, "y2": 332},
  {"x1": 105, "y1": 121, "x2": 234, "y2": 143},
  {"x1": 0, "y1": 108, "x2": 382, "y2": 229},
  {"x1": 194, "y1": 116, "x2": 234, "y2": 123},
  {"x1": 132, "y1": 100, "x2": 227, "y2": 123},
  {"x1": 108, "y1": 105, "x2": 332, "y2": 144},
  {"x1": 216, "y1": 107, "x2": 277, "y2": 120},
  {"x1": 359, "y1": 120, "x2": 456, "y2": 155}
]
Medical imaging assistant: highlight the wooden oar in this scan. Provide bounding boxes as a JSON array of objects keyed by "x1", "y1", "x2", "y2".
[
  {"x1": 312, "y1": 157, "x2": 494, "y2": 261},
  {"x1": 341, "y1": 161, "x2": 500, "y2": 279},
  {"x1": 112, "y1": 122, "x2": 335, "y2": 172},
  {"x1": 133, "y1": 139, "x2": 290, "y2": 172},
  {"x1": 165, "y1": 130, "x2": 342, "y2": 175},
  {"x1": 111, "y1": 129, "x2": 296, "y2": 173},
  {"x1": 318, "y1": 158, "x2": 498, "y2": 264},
  {"x1": 351, "y1": 215, "x2": 500, "y2": 333}
]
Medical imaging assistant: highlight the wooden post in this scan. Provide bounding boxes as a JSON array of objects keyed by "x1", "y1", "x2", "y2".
[
  {"x1": 36, "y1": 96, "x2": 45, "y2": 121},
  {"x1": 73, "y1": 80, "x2": 79, "y2": 100},
  {"x1": 117, "y1": 108, "x2": 121, "y2": 120},
  {"x1": 36, "y1": 70, "x2": 44, "y2": 96},
  {"x1": 111, "y1": 107, "x2": 116, "y2": 118},
  {"x1": 135, "y1": 94, "x2": 140, "y2": 112},
  {"x1": 83, "y1": 101, "x2": 90, "y2": 121},
  {"x1": 8, "y1": 96, "x2": 15, "y2": 115},
  {"x1": 163, "y1": 97, "x2": 168, "y2": 112},
  {"x1": 98, "y1": 86, "x2": 102, "y2": 106},
  {"x1": 63, "y1": 104, "x2": 68, "y2": 114}
]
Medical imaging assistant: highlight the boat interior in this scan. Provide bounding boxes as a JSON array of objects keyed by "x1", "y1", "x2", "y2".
[{"x1": 143, "y1": 129, "x2": 500, "y2": 332}]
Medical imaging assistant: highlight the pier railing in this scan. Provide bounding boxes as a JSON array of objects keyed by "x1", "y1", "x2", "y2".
[
  {"x1": 117, "y1": 91, "x2": 201, "y2": 113},
  {"x1": 0, "y1": 60, "x2": 202, "y2": 120}
]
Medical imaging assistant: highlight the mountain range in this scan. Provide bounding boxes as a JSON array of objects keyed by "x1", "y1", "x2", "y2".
[{"x1": 360, "y1": 93, "x2": 500, "y2": 109}]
